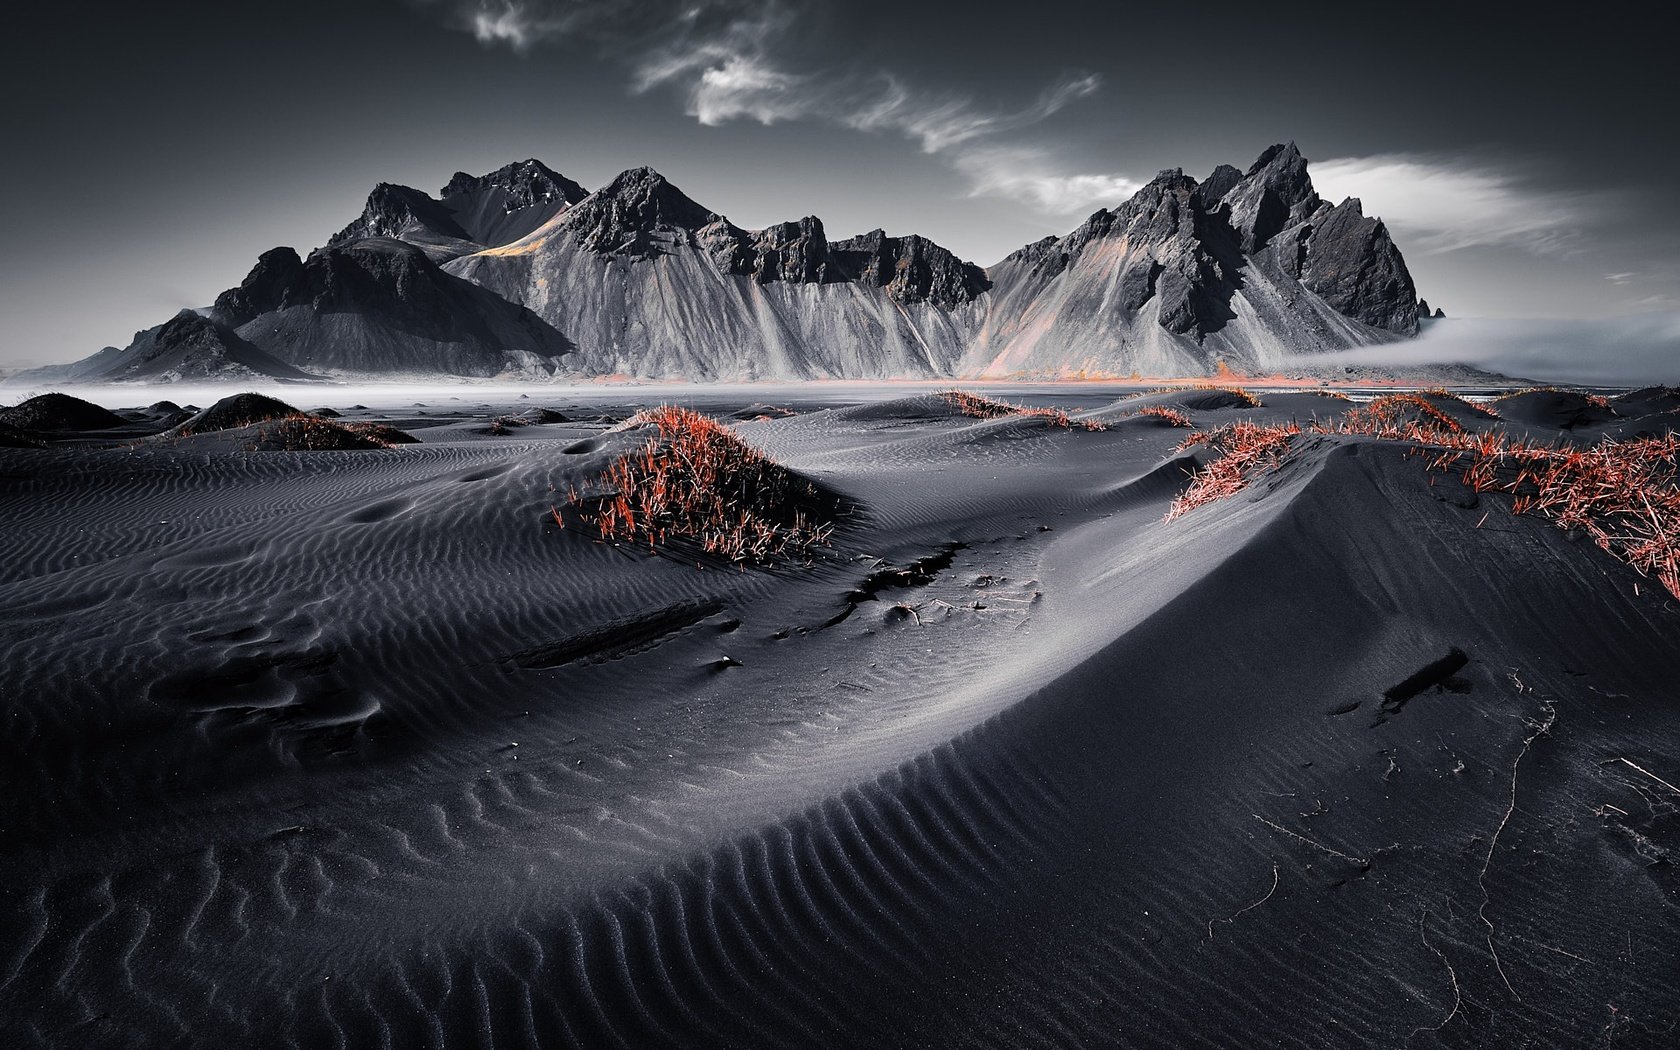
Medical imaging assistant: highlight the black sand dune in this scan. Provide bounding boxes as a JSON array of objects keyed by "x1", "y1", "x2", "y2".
[
  {"x1": 1, "y1": 387, "x2": 1677, "y2": 1048},
  {"x1": 0, "y1": 392, "x2": 128, "y2": 432}
]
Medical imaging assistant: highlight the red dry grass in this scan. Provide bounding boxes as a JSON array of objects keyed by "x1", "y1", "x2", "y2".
[
  {"x1": 1418, "y1": 388, "x2": 1501, "y2": 418},
  {"x1": 1166, "y1": 407, "x2": 1680, "y2": 597},
  {"x1": 563, "y1": 405, "x2": 835, "y2": 565},
  {"x1": 1167, "y1": 420, "x2": 1301, "y2": 519},
  {"x1": 1127, "y1": 406, "x2": 1195, "y2": 428},
  {"x1": 1147, "y1": 383, "x2": 1264, "y2": 408},
  {"x1": 1421, "y1": 430, "x2": 1680, "y2": 596},
  {"x1": 1337, "y1": 393, "x2": 1467, "y2": 439},
  {"x1": 937, "y1": 389, "x2": 1107, "y2": 431},
  {"x1": 241, "y1": 414, "x2": 402, "y2": 451}
]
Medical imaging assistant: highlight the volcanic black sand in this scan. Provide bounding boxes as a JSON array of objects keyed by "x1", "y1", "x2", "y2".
[{"x1": 1, "y1": 384, "x2": 1677, "y2": 1048}]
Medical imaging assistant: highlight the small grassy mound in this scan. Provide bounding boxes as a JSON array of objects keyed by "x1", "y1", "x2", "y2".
[
  {"x1": 1126, "y1": 406, "x2": 1195, "y2": 428},
  {"x1": 242, "y1": 415, "x2": 412, "y2": 451},
  {"x1": 937, "y1": 390, "x2": 1106, "y2": 430},
  {"x1": 175, "y1": 392, "x2": 300, "y2": 435},
  {"x1": 1418, "y1": 388, "x2": 1500, "y2": 419},
  {"x1": 1614, "y1": 386, "x2": 1680, "y2": 418},
  {"x1": 1166, "y1": 408, "x2": 1680, "y2": 597},
  {"x1": 0, "y1": 393, "x2": 127, "y2": 432},
  {"x1": 1338, "y1": 394, "x2": 1466, "y2": 439},
  {"x1": 562, "y1": 405, "x2": 837, "y2": 565},
  {"x1": 1168, "y1": 421, "x2": 1301, "y2": 519},
  {"x1": 1148, "y1": 384, "x2": 1263, "y2": 409},
  {"x1": 1494, "y1": 387, "x2": 1617, "y2": 430},
  {"x1": 343, "y1": 422, "x2": 419, "y2": 445}
]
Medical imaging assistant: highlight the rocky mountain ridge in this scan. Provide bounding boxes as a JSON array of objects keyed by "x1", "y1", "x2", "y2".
[{"x1": 19, "y1": 143, "x2": 1434, "y2": 384}]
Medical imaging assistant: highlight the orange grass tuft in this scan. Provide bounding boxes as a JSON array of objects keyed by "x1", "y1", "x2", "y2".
[
  {"x1": 1337, "y1": 394, "x2": 1466, "y2": 439},
  {"x1": 1128, "y1": 406, "x2": 1195, "y2": 428},
  {"x1": 1167, "y1": 420, "x2": 1301, "y2": 519},
  {"x1": 1497, "y1": 385, "x2": 1613, "y2": 410},
  {"x1": 1418, "y1": 388, "x2": 1500, "y2": 418},
  {"x1": 1147, "y1": 383, "x2": 1263, "y2": 408},
  {"x1": 564, "y1": 405, "x2": 835, "y2": 565},
  {"x1": 937, "y1": 390, "x2": 1107, "y2": 431},
  {"x1": 1166, "y1": 408, "x2": 1680, "y2": 597}
]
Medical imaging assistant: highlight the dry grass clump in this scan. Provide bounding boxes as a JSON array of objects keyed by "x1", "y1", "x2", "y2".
[
  {"x1": 1499, "y1": 386, "x2": 1613, "y2": 410},
  {"x1": 937, "y1": 390, "x2": 1107, "y2": 431},
  {"x1": 1338, "y1": 393, "x2": 1466, "y2": 439},
  {"x1": 1128, "y1": 406, "x2": 1195, "y2": 428},
  {"x1": 343, "y1": 421, "x2": 419, "y2": 445},
  {"x1": 1167, "y1": 420, "x2": 1301, "y2": 519},
  {"x1": 242, "y1": 414, "x2": 407, "y2": 451},
  {"x1": 1148, "y1": 384, "x2": 1264, "y2": 408},
  {"x1": 1165, "y1": 407, "x2": 1680, "y2": 596},
  {"x1": 562, "y1": 405, "x2": 836, "y2": 565},
  {"x1": 1425, "y1": 431, "x2": 1680, "y2": 596},
  {"x1": 1419, "y1": 388, "x2": 1501, "y2": 418}
]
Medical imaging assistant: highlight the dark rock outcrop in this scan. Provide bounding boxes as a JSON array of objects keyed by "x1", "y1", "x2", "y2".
[
  {"x1": 1296, "y1": 199, "x2": 1419, "y2": 334},
  {"x1": 330, "y1": 184, "x2": 471, "y2": 250},
  {"x1": 746, "y1": 217, "x2": 837, "y2": 286},
  {"x1": 1030, "y1": 169, "x2": 1240, "y2": 336},
  {"x1": 564, "y1": 167, "x2": 719, "y2": 258},
  {"x1": 438, "y1": 159, "x2": 586, "y2": 247},
  {"x1": 207, "y1": 239, "x2": 575, "y2": 376},
  {"x1": 25, "y1": 311, "x2": 318, "y2": 384},
  {"x1": 1219, "y1": 143, "x2": 1320, "y2": 253},
  {"x1": 212, "y1": 248, "x2": 308, "y2": 326},
  {"x1": 828, "y1": 229, "x2": 990, "y2": 307}
]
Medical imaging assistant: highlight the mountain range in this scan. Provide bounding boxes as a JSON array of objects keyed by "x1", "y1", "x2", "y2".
[{"x1": 20, "y1": 145, "x2": 1437, "y2": 383}]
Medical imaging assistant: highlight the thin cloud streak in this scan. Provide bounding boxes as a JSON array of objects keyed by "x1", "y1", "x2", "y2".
[
  {"x1": 420, "y1": 0, "x2": 1137, "y2": 218},
  {"x1": 1311, "y1": 154, "x2": 1595, "y2": 256}
]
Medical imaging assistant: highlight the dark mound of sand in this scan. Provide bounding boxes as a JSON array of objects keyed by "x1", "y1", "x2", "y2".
[
  {"x1": 730, "y1": 403, "x2": 796, "y2": 421},
  {"x1": 173, "y1": 392, "x2": 300, "y2": 435},
  {"x1": 237, "y1": 416, "x2": 403, "y2": 451},
  {"x1": 4, "y1": 386, "x2": 1677, "y2": 1050},
  {"x1": 0, "y1": 392, "x2": 127, "y2": 432},
  {"x1": 0, "y1": 421, "x2": 45, "y2": 448},
  {"x1": 343, "y1": 422, "x2": 419, "y2": 445},
  {"x1": 516, "y1": 407, "x2": 571, "y2": 424},
  {"x1": 146, "y1": 400, "x2": 185, "y2": 415},
  {"x1": 1614, "y1": 385, "x2": 1680, "y2": 418},
  {"x1": 309, "y1": 406, "x2": 342, "y2": 418},
  {"x1": 1495, "y1": 388, "x2": 1617, "y2": 430},
  {"x1": 1172, "y1": 388, "x2": 1261, "y2": 411}
]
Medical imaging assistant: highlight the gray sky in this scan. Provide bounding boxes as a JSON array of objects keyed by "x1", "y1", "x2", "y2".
[{"x1": 3, "y1": 0, "x2": 1676, "y2": 371}]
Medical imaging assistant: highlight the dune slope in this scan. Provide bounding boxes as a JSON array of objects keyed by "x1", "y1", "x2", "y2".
[{"x1": 1, "y1": 391, "x2": 1676, "y2": 1048}]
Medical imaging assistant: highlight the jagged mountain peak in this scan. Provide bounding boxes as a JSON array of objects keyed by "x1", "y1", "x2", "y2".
[
  {"x1": 49, "y1": 143, "x2": 1437, "y2": 384},
  {"x1": 440, "y1": 159, "x2": 584, "y2": 204},
  {"x1": 329, "y1": 183, "x2": 469, "y2": 249},
  {"x1": 827, "y1": 229, "x2": 991, "y2": 307},
  {"x1": 562, "y1": 167, "x2": 722, "y2": 257},
  {"x1": 1221, "y1": 142, "x2": 1321, "y2": 253}
]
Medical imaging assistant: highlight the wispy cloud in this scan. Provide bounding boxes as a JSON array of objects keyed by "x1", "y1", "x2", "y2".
[
  {"x1": 952, "y1": 146, "x2": 1142, "y2": 214},
  {"x1": 1285, "y1": 313, "x2": 1680, "y2": 385},
  {"x1": 1311, "y1": 154, "x2": 1595, "y2": 256},
  {"x1": 416, "y1": 0, "x2": 1135, "y2": 218}
]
